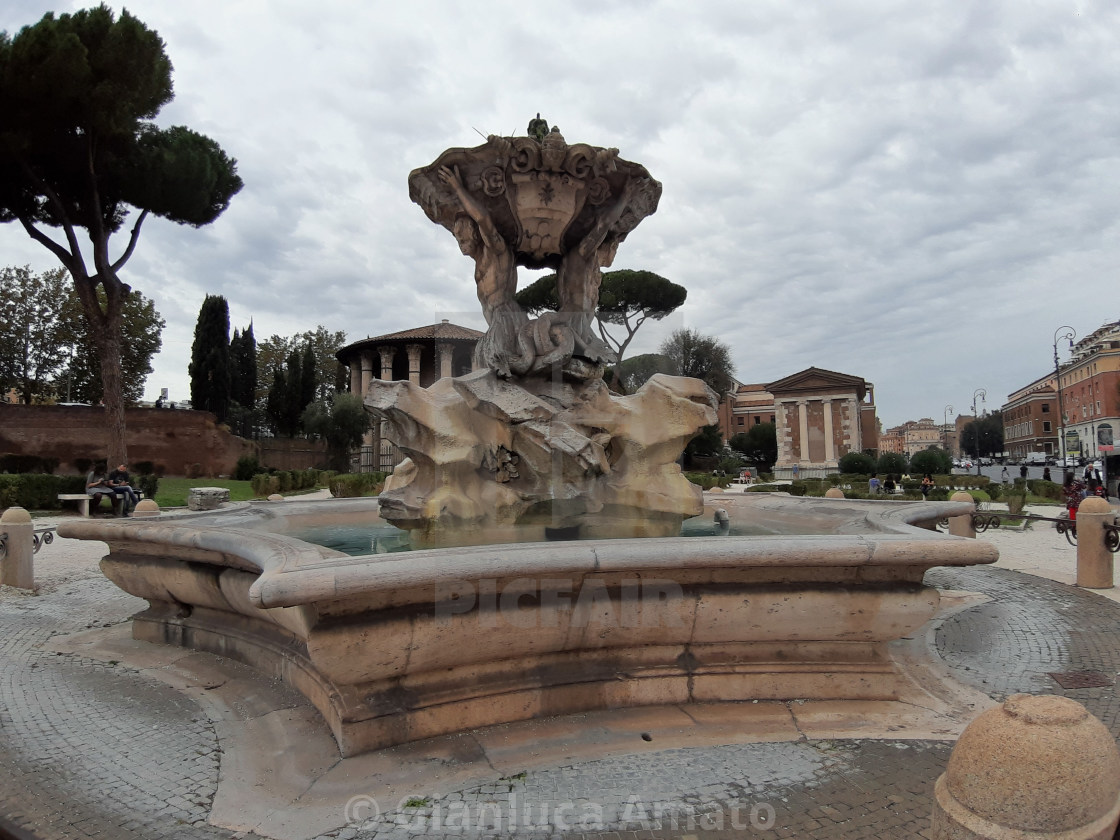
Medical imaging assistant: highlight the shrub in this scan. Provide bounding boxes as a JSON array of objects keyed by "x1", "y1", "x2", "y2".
[
  {"x1": 250, "y1": 473, "x2": 272, "y2": 498},
  {"x1": 328, "y1": 472, "x2": 386, "y2": 498},
  {"x1": 910, "y1": 448, "x2": 953, "y2": 476},
  {"x1": 138, "y1": 475, "x2": 158, "y2": 500},
  {"x1": 186, "y1": 462, "x2": 204, "y2": 479},
  {"x1": 876, "y1": 452, "x2": 908, "y2": 476},
  {"x1": 838, "y1": 452, "x2": 875, "y2": 474},
  {"x1": 0, "y1": 454, "x2": 58, "y2": 474},
  {"x1": 1028, "y1": 479, "x2": 1063, "y2": 501},
  {"x1": 986, "y1": 482, "x2": 1002, "y2": 501},
  {"x1": 0, "y1": 475, "x2": 19, "y2": 509},
  {"x1": 789, "y1": 481, "x2": 808, "y2": 496},
  {"x1": 73, "y1": 457, "x2": 93, "y2": 475},
  {"x1": 233, "y1": 455, "x2": 264, "y2": 482},
  {"x1": 133, "y1": 461, "x2": 155, "y2": 476}
]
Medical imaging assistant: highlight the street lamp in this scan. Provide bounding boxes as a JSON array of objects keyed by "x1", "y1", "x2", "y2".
[
  {"x1": 971, "y1": 389, "x2": 986, "y2": 475},
  {"x1": 1053, "y1": 325, "x2": 1076, "y2": 468},
  {"x1": 943, "y1": 404, "x2": 953, "y2": 455}
]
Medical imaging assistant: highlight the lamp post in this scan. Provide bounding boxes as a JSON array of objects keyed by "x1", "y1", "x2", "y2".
[
  {"x1": 1053, "y1": 326, "x2": 1075, "y2": 468},
  {"x1": 971, "y1": 389, "x2": 986, "y2": 475},
  {"x1": 943, "y1": 404, "x2": 954, "y2": 456}
]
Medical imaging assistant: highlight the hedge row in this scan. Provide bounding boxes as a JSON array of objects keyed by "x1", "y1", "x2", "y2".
[
  {"x1": 0, "y1": 474, "x2": 87, "y2": 510},
  {"x1": 250, "y1": 468, "x2": 329, "y2": 498}
]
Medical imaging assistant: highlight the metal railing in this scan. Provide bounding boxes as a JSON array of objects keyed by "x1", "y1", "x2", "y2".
[
  {"x1": 0, "y1": 526, "x2": 56, "y2": 562},
  {"x1": 960, "y1": 510, "x2": 1120, "y2": 551}
]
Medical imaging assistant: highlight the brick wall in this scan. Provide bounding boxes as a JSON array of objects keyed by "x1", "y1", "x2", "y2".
[{"x1": 0, "y1": 405, "x2": 256, "y2": 477}]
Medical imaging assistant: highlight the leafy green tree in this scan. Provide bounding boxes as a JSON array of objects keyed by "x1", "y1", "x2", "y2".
[
  {"x1": 56, "y1": 285, "x2": 163, "y2": 405},
  {"x1": 301, "y1": 393, "x2": 371, "y2": 471},
  {"x1": 189, "y1": 294, "x2": 231, "y2": 422},
  {"x1": 685, "y1": 423, "x2": 724, "y2": 458},
  {"x1": 515, "y1": 269, "x2": 687, "y2": 387},
  {"x1": 960, "y1": 412, "x2": 1004, "y2": 458},
  {"x1": 838, "y1": 451, "x2": 875, "y2": 474},
  {"x1": 300, "y1": 344, "x2": 316, "y2": 412},
  {"x1": 0, "y1": 6, "x2": 242, "y2": 463},
  {"x1": 0, "y1": 265, "x2": 69, "y2": 403},
  {"x1": 876, "y1": 452, "x2": 909, "y2": 476},
  {"x1": 227, "y1": 324, "x2": 258, "y2": 437},
  {"x1": 657, "y1": 328, "x2": 735, "y2": 394},
  {"x1": 910, "y1": 447, "x2": 953, "y2": 476},
  {"x1": 256, "y1": 325, "x2": 347, "y2": 407},
  {"x1": 608, "y1": 353, "x2": 677, "y2": 394},
  {"x1": 729, "y1": 423, "x2": 778, "y2": 472},
  {"x1": 265, "y1": 367, "x2": 287, "y2": 436}
]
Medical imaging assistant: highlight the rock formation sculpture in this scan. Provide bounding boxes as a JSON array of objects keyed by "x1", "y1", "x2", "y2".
[{"x1": 367, "y1": 121, "x2": 714, "y2": 545}]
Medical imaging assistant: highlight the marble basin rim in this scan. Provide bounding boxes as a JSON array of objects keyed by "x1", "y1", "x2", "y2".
[{"x1": 57, "y1": 493, "x2": 997, "y2": 757}]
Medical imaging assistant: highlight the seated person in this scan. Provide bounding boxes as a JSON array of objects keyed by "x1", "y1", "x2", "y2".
[
  {"x1": 106, "y1": 462, "x2": 140, "y2": 515},
  {"x1": 86, "y1": 466, "x2": 121, "y2": 514}
]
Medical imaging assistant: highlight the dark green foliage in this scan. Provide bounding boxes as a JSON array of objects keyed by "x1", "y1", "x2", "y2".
[
  {"x1": 0, "y1": 5, "x2": 242, "y2": 465},
  {"x1": 138, "y1": 474, "x2": 158, "y2": 500},
  {"x1": 683, "y1": 472, "x2": 731, "y2": 491},
  {"x1": 658, "y1": 328, "x2": 734, "y2": 394},
  {"x1": 228, "y1": 324, "x2": 258, "y2": 437},
  {"x1": 251, "y1": 473, "x2": 279, "y2": 498},
  {"x1": 233, "y1": 455, "x2": 264, "y2": 481},
  {"x1": 301, "y1": 393, "x2": 371, "y2": 471},
  {"x1": 132, "y1": 461, "x2": 154, "y2": 476},
  {"x1": 876, "y1": 452, "x2": 908, "y2": 475},
  {"x1": 1028, "y1": 479, "x2": 1063, "y2": 500},
  {"x1": 729, "y1": 423, "x2": 778, "y2": 472},
  {"x1": 910, "y1": 447, "x2": 953, "y2": 476},
  {"x1": 300, "y1": 345, "x2": 316, "y2": 412},
  {"x1": 56, "y1": 285, "x2": 164, "y2": 405},
  {"x1": 0, "y1": 473, "x2": 84, "y2": 510},
  {"x1": 685, "y1": 424, "x2": 724, "y2": 458},
  {"x1": 960, "y1": 412, "x2": 1004, "y2": 458},
  {"x1": 789, "y1": 481, "x2": 808, "y2": 497},
  {"x1": 189, "y1": 294, "x2": 231, "y2": 422},
  {"x1": 838, "y1": 452, "x2": 875, "y2": 474},
  {"x1": 0, "y1": 266, "x2": 69, "y2": 403},
  {"x1": 328, "y1": 472, "x2": 385, "y2": 498},
  {"x1": 608, "y1": 353, "x2": 677, "y2": 394}
]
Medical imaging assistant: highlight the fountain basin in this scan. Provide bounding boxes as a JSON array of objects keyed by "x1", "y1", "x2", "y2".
[{"x1": 58, "y1": 493, "x2": 996, "y2": 756}]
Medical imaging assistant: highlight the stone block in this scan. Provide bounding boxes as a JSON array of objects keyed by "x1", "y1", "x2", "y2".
[{"x1": 187, "y1": 487, "x2": 231, "y2": 511}]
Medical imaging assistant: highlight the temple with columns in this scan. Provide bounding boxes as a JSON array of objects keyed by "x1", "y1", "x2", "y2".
[{"x1": 336, "y1": 320, "x2": 483, "y2": 471}]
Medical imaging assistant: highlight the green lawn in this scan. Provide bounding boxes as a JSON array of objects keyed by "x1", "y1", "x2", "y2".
[{"x1": 152, "y1": 477, "x2": 256, "y2": 508}]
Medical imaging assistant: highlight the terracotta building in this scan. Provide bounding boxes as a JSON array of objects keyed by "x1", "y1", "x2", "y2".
[
  {"x1": 336, "y1": 320, "x2": 483, "y2": 472},
  {"x1": 1058, "y1": 322, "x2": 1120, "y2": 465},
  {"x1": 1002, "y1": 374, "x2": 1059, "y2": 460},
  {"x1": 718, "y1": 383, "x2": 777, "y2": 437}
]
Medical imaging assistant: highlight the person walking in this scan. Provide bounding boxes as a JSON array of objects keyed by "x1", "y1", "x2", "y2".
[
  {"x1": 1043, "y1": 466, "x2": 1052, "y2": 483},
  {"x1": 920, "y1": 474, "x2": 934, "y2": 499},
  {"x1": 1000, "y1": 466, "x2": 1010, "y2": 484},
  {"x1": 869, "y1": 474, "x2": 881, "y2": 494},
  {"x1": 1019, "y1": 464, "x2": 1028, "y2": 480}
]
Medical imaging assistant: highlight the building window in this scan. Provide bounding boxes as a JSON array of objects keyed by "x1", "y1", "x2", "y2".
[
  {"x1": 1043, "y1": 421, "x2": 1051, "y2": 433},
  {"x1": 770, "y1": 415, "x2": 775, "y2": 423},
  {"x1": 737, "y1": 417, "x2": 744, "y2": 425},
  {"x1": 1041, "y1": 404, "x2": 1050, "y2": 413},
  {"x1": 754, "y1": 416, "x2": 761, "y2": 425}
]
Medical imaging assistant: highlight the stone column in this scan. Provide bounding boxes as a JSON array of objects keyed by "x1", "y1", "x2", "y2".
[
  {"x1": 377, "y1": 346, "x2": 396, "y2": 381},
  {"x1": 774, "y1": 398, "x2": 794, "y2": 466},
  {"x1": 0, "y1": 506, "x2": 34, "y2": 590},
  {"x1": 1076, "y1": 496, "x2": 1115, "y2": 589},
  {"x1": 822, "y1": 399, "x2": 835, "y2": 463},
  {"x1": 406, "y1": 344, "x2": 423, "y2": 385},
  {"x1": 349, "y1": 360, "x2": 362, "y2": 397},
  {"x1": 377, "y1": 346, "x2": 399, "y2": 473},
  {"x1": 436, "y1": 342, "x2": 454, "y2": 380},
  {"x1": 797, "y1": 400, "x2": 809, "y2": 464},
  {"x1": 359, "y1": 351, "x2": 376, "y2": 472}
]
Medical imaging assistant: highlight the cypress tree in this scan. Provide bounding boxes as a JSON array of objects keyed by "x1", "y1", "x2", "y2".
[{"x1": 188, "y1": 295, "x2": 231, "y2": 422}]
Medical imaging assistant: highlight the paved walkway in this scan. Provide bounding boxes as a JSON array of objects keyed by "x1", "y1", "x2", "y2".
[{"x1": 2, "y1": 501, "x2": 1119, "y2": 839}]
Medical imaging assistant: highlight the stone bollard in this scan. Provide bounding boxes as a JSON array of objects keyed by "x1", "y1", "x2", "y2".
[
  {"x1": 268, "y1": 494, "x2": 284, "y2": 502},
  {"x1": 187, "y1": 486, "x2": 231, "y2": 511},
  {"x1": 947, "y1": 491, "x2": 976, "y2": 538},
  {"x1": 932, "y1": 694, "x2": 1120, "y2": 839},
  {"x1": 824, "y1": 487, "x2": 845, "y2": 498},
  {"x1": 132, "y1": 499, "x2": 161, "y2": 518},
  {"x1": 1076, "y1": 496, "x2": 1115, "y2": 589},
  {"x1": 0, "y1": 506, "x2": 35, "y2": 590}
]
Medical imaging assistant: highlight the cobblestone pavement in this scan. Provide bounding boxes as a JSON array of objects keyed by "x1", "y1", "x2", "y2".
[{"x1": 3, "y1": 556, "x2": 1120, "y2": 839}]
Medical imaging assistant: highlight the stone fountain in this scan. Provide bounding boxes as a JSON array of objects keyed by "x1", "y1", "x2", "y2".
[
  {"x1": 55, "y1": 121, "x2": 999, "y2": 759},
  {"x1": 371, "y1": 119, "x2": 714, "y2": 546}
]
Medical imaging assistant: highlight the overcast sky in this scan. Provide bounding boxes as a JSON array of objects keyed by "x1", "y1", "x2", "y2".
[{"x1": 3, "y1": 0, "x2": 1119, "y2": 427}]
